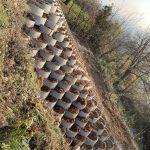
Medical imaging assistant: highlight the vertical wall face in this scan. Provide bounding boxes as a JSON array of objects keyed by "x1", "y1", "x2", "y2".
[{"x1": 24, "y1": 0, "x2": 117, "y2": 149}]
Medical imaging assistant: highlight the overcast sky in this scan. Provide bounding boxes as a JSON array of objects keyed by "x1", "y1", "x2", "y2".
[{"x1": 101, "y1": 0, "x2": 150, "y2": 30}]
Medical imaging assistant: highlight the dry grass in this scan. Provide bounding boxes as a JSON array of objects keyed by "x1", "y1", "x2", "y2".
[{"x1": 0, "y1": 0, "x2": 69, "y2": 149}]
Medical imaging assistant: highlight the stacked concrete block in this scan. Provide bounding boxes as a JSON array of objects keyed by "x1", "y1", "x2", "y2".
[{"x1": 24, "y1": 0, "x2": 118, "y2": 149}]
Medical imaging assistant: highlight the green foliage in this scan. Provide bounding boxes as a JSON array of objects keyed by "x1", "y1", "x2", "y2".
[
  {"x1": 87, "y1": 5, "x2": 121, "y2": 55},
  {"x1": 61, "y1": 0, "x2": 93, "y2": 35},
  {"x1": 0, "y1": 122, "x2": 30, "y2": 150},
  {"x1": 0, "y1": 2, "x2": 9, "y2": 30}
]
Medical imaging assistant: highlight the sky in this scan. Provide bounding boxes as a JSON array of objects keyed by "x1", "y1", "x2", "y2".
[{"x1": 101, "y1": 0, "x2": 150, "y2": 30}]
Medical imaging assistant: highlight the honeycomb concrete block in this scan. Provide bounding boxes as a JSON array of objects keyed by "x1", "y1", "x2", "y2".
[{"x1": 24, "y1": 0, "x2": 117, "y2": 149}]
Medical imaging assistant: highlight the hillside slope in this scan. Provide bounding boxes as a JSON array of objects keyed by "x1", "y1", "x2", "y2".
[
  {"x1": 0, "y1": 0, "x2": 68, "y2": 149},
  {"x1": 75, "y1": 38, "x2": 139, "y2": 150},
  {"x1": 23, "y1": 0, "x2": 138, "y2": 149},
  {"x1": 0, "y1": 0, "x2": 139, "y2": 149}
]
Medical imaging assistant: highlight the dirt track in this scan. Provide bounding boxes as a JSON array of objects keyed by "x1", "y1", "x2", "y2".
[{"x1": 73, "y1": 37, "x2": 139, "y2": 150}]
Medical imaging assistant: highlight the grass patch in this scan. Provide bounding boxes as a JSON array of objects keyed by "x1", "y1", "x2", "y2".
[
  {"x1": 0, "y1": 2, "x2": 9, "y2": 30},
  {"x1": 0, "y1": 0, "x2": 68, "y2": 149}
]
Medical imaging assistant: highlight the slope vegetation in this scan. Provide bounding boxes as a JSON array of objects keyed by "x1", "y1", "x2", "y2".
[{"x1": 0, "y1": 0, "x2": 68, "y2": 149}]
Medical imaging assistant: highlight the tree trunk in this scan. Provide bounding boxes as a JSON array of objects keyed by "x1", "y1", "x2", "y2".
[{"x1": 113, "y1": 69, "x2": 131, "y2": 92}]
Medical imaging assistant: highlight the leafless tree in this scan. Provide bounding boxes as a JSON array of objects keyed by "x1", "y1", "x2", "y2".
[{"x1": 114, "y1": 33, "x2": 150, "y2": 93}]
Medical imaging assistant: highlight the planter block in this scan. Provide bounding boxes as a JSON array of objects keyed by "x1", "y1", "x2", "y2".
[
  {"x1": 40, "y1": 91, "x2": 50, "y2": 99},
  {"x1": 57, "y1": 99, "x2": 71, "y2": 109},
  {"x1": 37, "y1": 69, "x2": 51, "y2": 78},
  {"x1": 29, "y1": 4, "x2": 44, "y2": 17},
  {"x1": 44, "y1": 79, "x2": 58, "y2": 89}
]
